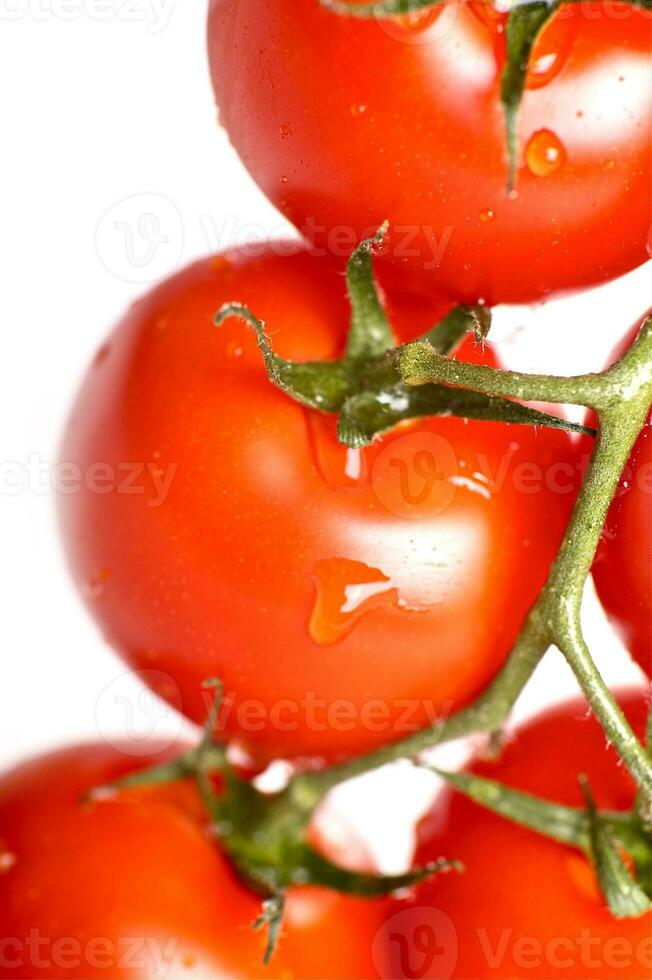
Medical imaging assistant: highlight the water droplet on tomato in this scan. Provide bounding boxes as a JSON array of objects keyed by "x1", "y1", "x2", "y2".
[
  {"x1": 280, "y1": 175, "x2": 289, "y2": 184},
  {"x1": 479, "y1": 209, "x2": 495, "y2": 224},
  {"x1": 93, "y1": 344, "x2": 111, "y2": 367},
  {"x1": 226, "y1": 340, "x2": 243, "y2": 359},
  {"x1": 397, "y1": 8, "x2": 440, "y2": 33},
  {"x1": 525, "y1": 129, "x2": 566, "y2": 177},
  {"x1": 306, "y1": 413, "x2": 369, "y2": 490},
  {"x1": 310, "y1": 558, "x2": 398, "y2": 645},
  {"x1": 279, "y1": 124, "x2": 291, "y2": 137},
  {"x1": 82, "y1": 568, "x2": 112, "y2": 601},
  {"x1": 350, "y1": 103, "x2": 367, "y2": 118},
  {"x1": 525, "y1": 13, "x2": 577, "y2": 91}
]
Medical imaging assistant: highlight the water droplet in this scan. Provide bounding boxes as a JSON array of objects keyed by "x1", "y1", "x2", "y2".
[
  {"x1": 309, "y1": 558, "x2": 398, "y2": 645},
  {"x1": 603, "y1": 159, "x2": 615, "y2": 171},
  {"x1": 280, "y1": 175, "x2": 289, "y2": 184},
  {"x1": 397, "y1": 8, "x2": 440, "y2": 33},
  {"x1": 279, "y1": 124, "x2": 291, "y2": 137},
  {"x1": 82, "y1": 568, "x2": 112, "y2": 601},
  {"x1": 525, "y1": 14, "x2": 578, "y2": 91},
  {"x1": 226, "y1": 340, "x2": 243, "y2": 359},
  {"x1": 479, "y1": 209, "x2": 495, "y2": 224},
  {"x1": 350, "y1": 103, "x2": 367, "y2": 118},
  {"x1": 525, "y1": 129, "x2": 566, "y2": 177},
  {"x1": 93, "y1": 344, "x2": 111, "y2": 368},
  {"x1": 0, "y1": 852, "x2": 16, "y2": 874}
]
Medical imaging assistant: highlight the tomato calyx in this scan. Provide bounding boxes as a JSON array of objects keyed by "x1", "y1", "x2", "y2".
[
  {"x1": 93, "y1": 680, "x2": 456, "y2": 964},
  {"x1": 216, "y1": 225, "x2": 589, "y2": 446},
  {"x1": 430, "y1": 756, "x2": 652, "y2": 920}
]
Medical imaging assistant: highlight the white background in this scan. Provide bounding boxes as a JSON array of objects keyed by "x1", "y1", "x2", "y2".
[{"x1": 0, "y1": 0, "x2": 649, "y2": 868}]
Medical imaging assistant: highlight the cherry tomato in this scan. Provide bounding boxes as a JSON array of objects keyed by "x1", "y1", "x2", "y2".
[
  {"x1": 0, "y1": 742, "x2": 387, "y2": 979},
  {"x1": 593, "y1": 419, "x2": 651, "y2": 677},
  {"x1": 207, "y1": 0, "x2": 652, "y2": 305},
  {"x1": 59, "y1": 246, "x2": 579, "y2": 765},
  {"x1": 384, "y1": 691, "x2": 651, "y2": 979},
  {"x1": 592, "y1": 318, "x2": 652, "y2": 678}
]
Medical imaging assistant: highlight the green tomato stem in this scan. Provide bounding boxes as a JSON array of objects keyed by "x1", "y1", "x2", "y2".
[{"x1": 291, "y1": 317, "x2": 652, "y2": 812}]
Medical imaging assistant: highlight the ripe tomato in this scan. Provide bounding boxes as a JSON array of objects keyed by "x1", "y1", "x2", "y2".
[
  {"x1": 207, "y1": 0, "x2": 652, "y2": 305},
  {"x1": 592, "y1": 318, "x2": 652, "y2": 678},
  {"x1": 0, "y1": 742, "x2": 387, "y2": 979},
  {"x1": 59, "y1": 246, "x2": 579, "y2": 765},
  {"x1": 384, "y1": 691, "x2": 651, "y2": 979},
  {"x1": 593, "y1": 418, "x2": 651, "y2": 677}
]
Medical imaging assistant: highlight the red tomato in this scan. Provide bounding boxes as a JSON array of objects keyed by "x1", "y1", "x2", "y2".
[
  {"x1": 592, "y1": 319, "x2": 652, "y2": 678},
  {"x1": 593, "y1": 418, "x2": 651, "y2": 677},
  {"x1": 207, "y1": 0, "x2": 652, "y2": 305},
  {"x1": 59, "y1": 246, "x2": 579, "y2": 765},
  {"x1": 384, "y1": 691, "x2": 651, "y2": 979},
  {"x1": 0, "y1": 742, "x2": 387, "y2": 979}
]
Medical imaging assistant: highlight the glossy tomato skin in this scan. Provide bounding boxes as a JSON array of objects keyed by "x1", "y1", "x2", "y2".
[
  {"x1": 593, "y1": 420, "x2": 651, "y2": 677},
  {"x1": 384, "y1": 691, "x2": 652, "y2": 980},
  {"x1": 592, "y1": 318, "x2": 652, "y2": 678},
  {"x1": 0, "y1": 743, "x2": 387, "y2": 979},
  {"x1": 59, "y1": 246, "x2": 579, "y2": 765},
  {"x1": 207, "y1": 0, "x2": 652, "y2": 305}
]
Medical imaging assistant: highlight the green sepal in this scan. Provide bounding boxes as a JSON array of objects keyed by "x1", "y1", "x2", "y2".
[
  {"x1": 501, "y1": 1, "x2": 559, "y2": 191},
  {"x1": 346, "y1": 221, "x2": 394, "y2": 359},
  {"x1": 215, "y1": 304, "x2": 351, "y2": 413},
  {"x1": 320, "y1": 0, "x2": 652, "y2": 18},
  {"x1": 420, "y1": 304, "x2": 489, "y2": 352},
  {"x1": 319, "y1": 0, "x2": 443, "y2": 16},
  {"x1": 431, "y1": 766, "x2": 652, "y2": 920},
  {"x1": 432, "y1": 767, "x2": 590, "y2": 848},
  {"x1": 216, "y1": 304, "x2": 592, "y2": 444},
  {"x1": 581, "y1": 777, "x2": 652, "y2": 920},
  {"x1": 253, "y1": 893, "x2": 286, "y2": 965}
]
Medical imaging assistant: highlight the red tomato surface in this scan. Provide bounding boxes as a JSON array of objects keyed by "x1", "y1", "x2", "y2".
[
  {"x1": 384, "y1": 691, "x2": 652, "y2": 979},
  {"x1": 207, "y1": 0, "x2": 652, "y2": 305},
  {"x1": 592, "y1": 318, "x2": 652, "y2": 678},
  {"x1": 0, "y1": 743, "x2": 387, "y2": 979},
  {"x1": 593, "y1": 418, "x2": 651, "y2": 677},
  {"x1": 59, "y1": 246, "x2": 579, "y2": 765}
]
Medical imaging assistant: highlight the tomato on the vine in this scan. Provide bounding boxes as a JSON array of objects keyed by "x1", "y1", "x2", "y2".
[
  {"x1": 59, "y1": 246, "x2": 579, "y2": 765},
  {"x1": 0, "y1": 742, "x2": 387, "y2": 979},
  {"x1": 207, "y1": 0, "x2": 652, "y2": 305},
  {"x1": 385, "y1": 691, "x2": 651, "y2": 979}
]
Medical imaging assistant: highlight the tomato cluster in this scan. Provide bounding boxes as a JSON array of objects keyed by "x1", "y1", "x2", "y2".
[{"x1": 2, "y1": 1, "x2": 651, "y2": 977}]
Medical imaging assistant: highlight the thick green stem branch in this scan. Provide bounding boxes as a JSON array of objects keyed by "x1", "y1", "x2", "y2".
[{"x1": 290, "y1": 318, "x2": 652, "y2": 813}]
